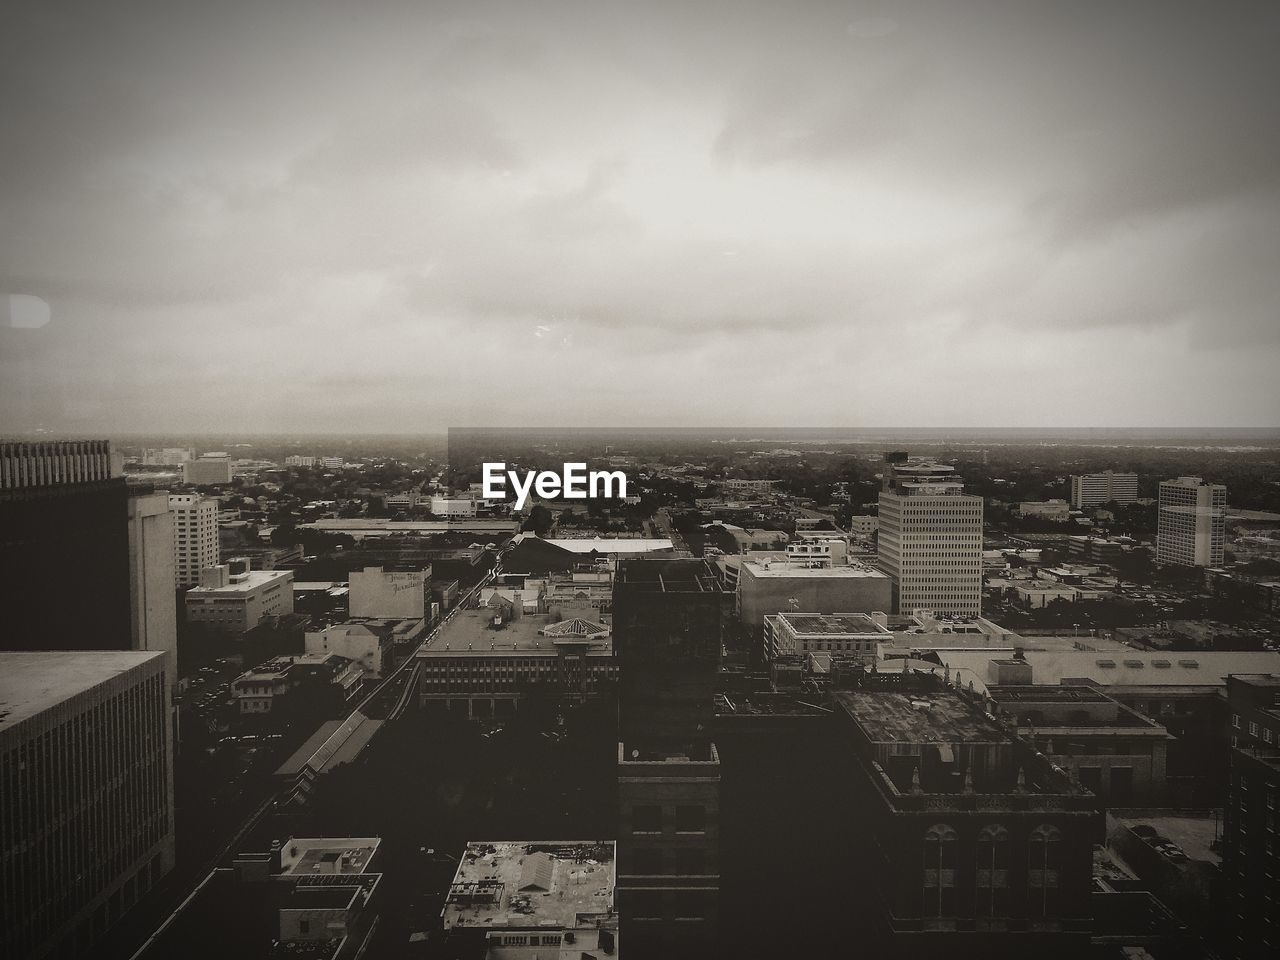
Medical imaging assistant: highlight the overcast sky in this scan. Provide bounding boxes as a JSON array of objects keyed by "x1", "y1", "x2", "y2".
[{"x1": 2, "y1": 0, "x2": 1278, "y2": 434}]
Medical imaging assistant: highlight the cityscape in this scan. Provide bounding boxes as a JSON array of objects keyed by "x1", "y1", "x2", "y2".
[{"x1": 4, "y1": 2, "x2": 1280, "y2": 959}]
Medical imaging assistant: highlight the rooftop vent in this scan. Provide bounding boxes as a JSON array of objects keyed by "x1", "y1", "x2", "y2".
[
  {"x1": 1096, "y1": 659, "x2": 1116, "y2": 669},
  {"x1": 1178, "y1": 659, "x2": 1200, "y2": 669},
  {"x1": 1152, "y1": 659, "x2": 1171, "y2": 668},
  {"x1": 1123, "y1": 659, "x2": 1144, "y2": 668}
]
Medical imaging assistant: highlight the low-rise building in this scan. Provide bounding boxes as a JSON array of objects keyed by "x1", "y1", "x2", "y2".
[
  {"x1": 1067, "y1": 536, "x2": 1125, "y2": 564},
  {"x1": 185, "y1": 558, "x2": 295, "y2": 634},
  {"x1": 417, "y1": 602, "x2": 616, "y2": 718},
  {"x1": 1018, "y1": 500, "x2": 1072, "y2": 522},
  {"x1": 441, "y1": 841, "x2": 618, "y2": 959},
  {"x1": 431, "y1": 495, "x2": 478, "y2": 517},
  {"x1": 183, "y1": 452, "x2": 233, "y2": 486},
  {"x1": 988, "y1": 685, "x2": 1172, "y2": 806},
  {"x1": 304, "y1": 618, "x2": 425, "y2": 678},
  {"x1": 736, "y1": 556, "x2": 893, "y2": 639},
  {"x1": 834, "y1": 677, "x2": 1099, "y2": 954},
  {"x1": 763, "y1": 611, "x2": 889, "y2": 661},
  {"x1": 231, "y1": 652, "x2": 364, "y2": 717}
]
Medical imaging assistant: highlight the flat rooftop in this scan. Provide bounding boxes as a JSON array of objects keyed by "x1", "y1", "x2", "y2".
[
  {"x1": 442, "y1": 841, "x2": 616, "y2": 930},
  {"x1": 281, "y1": 837, "x2": 379, "y2": 876},
  {"x1": 775, "y1": 612, "x2": 888, "y2": 636},
  {"x1": 188, "y1": 569, "x2": 292, "y2": 594},
  {"x1": 0, "y1": 651, "x2": 165, "y2": 732},
  {"x1": 542, "y1": 537, "x2": 673, "y2": 555},
  {"x1": 615, "y1": 558, "x2": 723, "y2": 592},
  {"x1": 741, "y1": 558, "x2": 887, "y2": 579},
  {"x1": 833, "y1": 689, "x2": 1009, "y2": 744},
  {"x1": 420, "y1": 609, "x2": 611, "y2": 656}
]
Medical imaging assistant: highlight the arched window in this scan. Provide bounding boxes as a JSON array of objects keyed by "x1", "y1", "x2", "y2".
[
  {"x1": 975, "y1": 825, "x2": 1011, "y2": 917},
  {"x1": 1027, "y1": 824, "x2": 1062, "y2": 918},
  {"x1": 922, "y1": 824, "x2": 958, "y2": 917}
]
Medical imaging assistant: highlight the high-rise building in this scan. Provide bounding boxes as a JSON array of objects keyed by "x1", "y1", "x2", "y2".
[
  {"x1": 182, "y1": 452, "x2": 232, "y2": 485},
  {"x1": 1156, "y1": 477, "x2": 1227, "y2": 567},
  {"x1": 1222, "y1": 674, "x2": 1280, "y2": 960},
  {"x1": 876, "y1": 456, "x2": 984, "y2": 617},
  {"x1": 1069, "y1": 471, "x2": 1139, "y2": 509},
  {"x1": 613, "y1": 559, "x2": 727, "y2": 958},
  {"x1": 0, "y1": 650, "x2": 175, "y2": 960},
  {"x1": 127, "y1": 492, "x2": 177, "y2": 665},
  {"x1": 169, "y1": 493, "x2": 219, "y2": 588},
  {"x1": 0, "y1": 440, "x2": 133, "y2": 651}
]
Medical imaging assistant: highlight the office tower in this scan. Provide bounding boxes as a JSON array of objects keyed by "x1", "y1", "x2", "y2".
[
  {"x1": 127, "y1": 492, "x2": 177, "y2": 663},
  {"x1": 1156, "y1": 477, "x2": 1227, "y2": 567},
  {"x1": 169, "y1": 493, "x2": 219, "y2": 588},
  {"x1": 0, "y1": 650, "x2": 175, "y2": 959},
  {"x1": 876, "y1": 455, "x2": 984, "y2": 617},
  {"x1": 1069, "y1": 471, "x2": 1140, "y2": 509},
  {"x1": 182, "y1": 452, "x2": 232, "y2": 485},
  {"x1": 0, "y1": 440, "x2": 133, "y2": 650},
  {"x1": 1222, "y1": 674, "x2": 1280, "y2": 960},
  {"x1": 613, "y1": 559, "x2": 726, "y2": 958}
]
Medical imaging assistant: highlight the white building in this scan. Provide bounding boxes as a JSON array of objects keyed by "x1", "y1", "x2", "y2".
[
  {"x1": 1157, "y1": 477, "x2": 1227, "y2": 567},
  {"x1": 183, "y1": 452, "x2": 233, "y2": 485},
  {"x1": 849, "y1": 515, "x2": 878, "y2": 537},
  {"x1": 169, "y1": 493, "x2": 219, "y2": 588},
  {"x1": 348, "y1": 565, "x2": 429, "y2": 619},
  {"x1": 763, "y1": 611, "x2": 889, "y2": 661},
  {"x1": 722, "y1": 478, "x2": 780, "y2": 493},
  {"x1": 431, "y1": 496, "x2": 478, "y2": 517},
  {"x1": 284, "y1": 455, "x2": 318, "y2": 467},
  {"x1": 127, "y1": 493, "x2": 177, "y2": 664},
  {"x1": 304, "y1": 620, "x2": 418, "y2": 678},
  {"x1": 1070, "y1": 471, "x2": 1139, "y2": 509},
  {"x1": 321, "y1": 456, "x2": 345, "y2": 471},
  {"x1": 185, "y1": 559, "x2": 294, "y2": 634},
  {"x1": 876, "y1": 458, "x2": 983, "y2": 617},
  {"x1": 1017, "y1": 499, "x2": 1071, "y2": 521},
  {"x1": 140, "y1": 447, "x2": 194, "y2": 466}
]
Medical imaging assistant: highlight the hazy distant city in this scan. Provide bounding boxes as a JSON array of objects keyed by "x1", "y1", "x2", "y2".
[{"x1": 5, "y1": 1, "x2": 1280, "y2": 959}]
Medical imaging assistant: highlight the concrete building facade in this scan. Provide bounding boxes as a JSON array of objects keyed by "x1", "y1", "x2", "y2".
[
  {"x1": 348, "y1": 565, "x2": 428, "y2": 619},
  {"x1": 185, "y1": 559, "x2": 295, "y2": 635},
  {"x1": 0, "y1": 651, "x2": 175, "y2": 960},
  {"x1": 1070, "y1": 472, "x2": 1140, "y2": 509},
  {"x1": 876, "y1": 458, "x2": 984, "y2": 618},
  {"x1": 127, "y1": 493, "x2": 177, "y2": 665},
  {"x1": 1156, "y1": 477, "x2": 1226, "y2": 567},
  {"x1": 169, "y1": 493, "x2": 219, "y2": 589}
]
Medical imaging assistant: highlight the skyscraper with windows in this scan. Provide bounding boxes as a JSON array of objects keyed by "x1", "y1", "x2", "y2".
[
  {"x1": 877, "y1": 456, "x2": 984, "y2": 617},
  {"x1": 1069, "y1": 471, "x2": 1139, "y2": 509},
  {"x1": 0, "y1": 650, "x2": 175, "y2": 959},
  {"x1": 0, "y1": 440, "x2": 133, "y2": 651},
  {"x1": 1156, "y1": 477, "x2": 1226, "y2": 567},
  {"x1": 169, "y1": 493, "x2": 219, "y2": 588}
]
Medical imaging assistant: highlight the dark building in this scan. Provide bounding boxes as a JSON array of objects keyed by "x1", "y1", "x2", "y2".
[
  {"x1": 612, "y1": 558, "x2": 726, "y2": 741},
  {"x1": 1, "y1": 440, "x2": 133, "y2": 651},
  {"x1": 0, "y1": 651, "x2": 174, "y2": 960},
  {"x1": 613, "y1": 559, "x2": 727, "y2": 958},
  {"x1": 1222, "y1": 673, "x2": 1280, "y2": 960},
  {"x1": 833, "y1": 673, "x2": 1101, "y2": 959}
]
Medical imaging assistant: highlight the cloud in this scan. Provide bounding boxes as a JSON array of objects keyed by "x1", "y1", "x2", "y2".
[{"x1": 1, "y1": 0, "x2": 1278, "y2": 433}]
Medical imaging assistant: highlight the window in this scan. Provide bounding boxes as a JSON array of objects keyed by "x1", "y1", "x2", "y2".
[
  {"x1": 975, "y1": 825, "x2": 1011, "y2": 917},
  {"x1": 922, "y1": 824, "x2": 958, "y2": 917},
  {"x1": 628, "y1": 889, "x2": 662, "y2": 920},
  {"x1": 675, "y1": 847, "x2": 706, "y2": 875},
  {"x1": 632, "y1": 848, "x2": 663, "y2": 874},
  {"x1": 299, "y1": 920, "x2": 310, "y2": 935},
  {"x1": 673, "y1": 890, "x2": 705, "y2": 920},
  {"x1": 675, "y1": 805, "x2": 706, "y2": 833},
  {"x1": 1028, "y1": 824, "x2": 1063, "y2": 918},
  {"x1": 632, "y1": 805, "x2": 662, "y2": 833}
]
